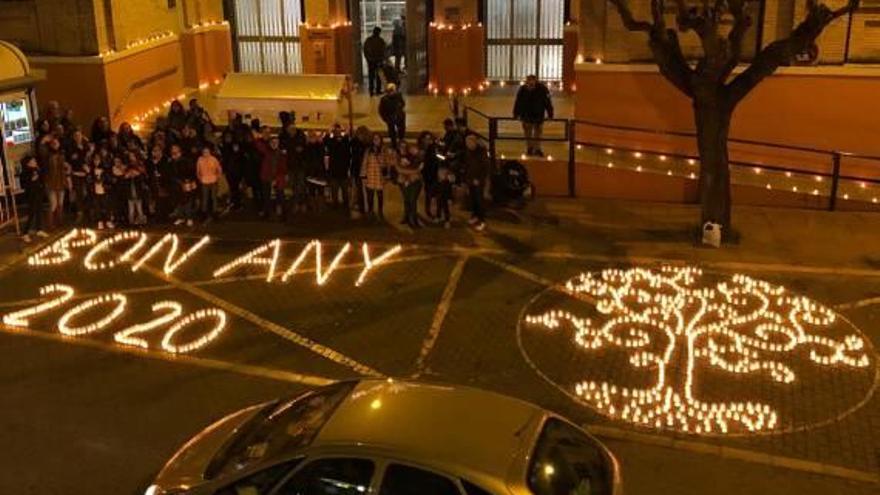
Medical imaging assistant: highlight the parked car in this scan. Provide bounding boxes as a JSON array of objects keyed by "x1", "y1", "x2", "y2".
[{"x1": 145, "y1": 379, "x2": 621, "y2": 495}]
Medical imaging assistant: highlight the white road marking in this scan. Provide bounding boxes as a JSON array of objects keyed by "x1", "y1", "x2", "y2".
[
  {"x1": 0, "y1": 323, "x2": 334, "y2": 386},
  {"x1": 413, "y1": 256, "x2": 469, "y2": 377}
]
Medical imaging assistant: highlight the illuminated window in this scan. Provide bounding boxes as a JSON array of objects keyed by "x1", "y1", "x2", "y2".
[
  {"x1": 486, "y1": 0, "x2": 565, "y2": 81},
  {"x1": 231, "y1": 0, "x2": 304, "y2": 74}
]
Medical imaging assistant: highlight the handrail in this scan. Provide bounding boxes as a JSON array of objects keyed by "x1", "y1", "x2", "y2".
[
  {"x1": 462, "y1": 105, "x2": 880, "y2": 211},
  {"x1": 572, "y1": 117, "x2": 880, "y2": 162},
  {"x1": 464, "y1": 105, "x2": 880, "y2": 160}
]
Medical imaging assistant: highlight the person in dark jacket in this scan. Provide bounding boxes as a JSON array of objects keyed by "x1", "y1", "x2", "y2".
[
  {"x1": 19, "y1": 155, "x2": 48, "y2": 242},
  {"x1": 391, "y1": 15, "x2": 406, "y2": 72},
  {"x1": 418, "y1": 131, "x2": 440, "y2": 221},
  {"x1": 350, "y1": 126, "x2": 371, "y2": 215},
  {"x1": 363, "y1": 26, "x2": 387, "y2": 96},
  {"x1": 379, "y1": 83, "x2": 406, "y2": 149},
  {"x1": 462, "y1": 134, "x2": 490, "y2": 231},
  {"x1": 254, "y1": 134, "x2": 288, "y2": 220},
  {"x1": 513, "y1": 74, "x2": 554, "y2": 157},
  {"x1": 324, "y1": 123, "x2": 352, "y2": 211}
]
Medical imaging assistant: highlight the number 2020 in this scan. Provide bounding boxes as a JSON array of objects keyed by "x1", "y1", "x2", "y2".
[{"x1": 2, "y1": 284, "x2": 227, "y2": 355}]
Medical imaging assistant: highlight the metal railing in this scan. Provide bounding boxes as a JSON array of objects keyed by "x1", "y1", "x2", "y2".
[{"x1": 462, "y1": 105, "x2": 880, "y2": 211}]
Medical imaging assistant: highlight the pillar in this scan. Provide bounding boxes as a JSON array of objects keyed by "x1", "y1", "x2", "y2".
[
  {"x1": 301, "y1": 0, "x2": 353, "y2": 74},
  {"x1": 428, "y1": 0, "x2": 485, "y2": 94}
]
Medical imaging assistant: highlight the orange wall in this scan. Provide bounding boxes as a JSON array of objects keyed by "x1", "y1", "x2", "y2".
[
  {"x1": 575, "y1": 66, "x2": 880, "y2": 157},
  {"x1": 103, "y1": 41, "x2": 185, "y2": 127},
  {"x1": 181, "y1": 27, "x2": 233, "y2": 88},
  {"x1": 428, "y1": 25, "x2": 485, "y2": 92},
  {"x1": 30, "y1": 60, "x2": 110, "y2": 128},
  {"x1": 30, "y1": 28, "x2": 233, "y2": 128}
]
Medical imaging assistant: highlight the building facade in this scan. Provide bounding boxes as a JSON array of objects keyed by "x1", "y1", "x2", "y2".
[{"x1": 0, "y1": 0, "x2": 233, "y2": 126}]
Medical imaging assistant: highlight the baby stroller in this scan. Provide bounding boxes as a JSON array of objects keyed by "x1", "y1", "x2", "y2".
[{"x1": 490, "y1": 160, "x2": 534, "y2": 209}]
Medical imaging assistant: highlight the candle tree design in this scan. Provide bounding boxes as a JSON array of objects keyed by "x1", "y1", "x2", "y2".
[{"x1": 525, "y1": 266, "x2": 874, "y2": 435}]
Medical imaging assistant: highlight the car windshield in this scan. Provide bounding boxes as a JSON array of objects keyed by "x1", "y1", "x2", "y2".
[
  {"x1": 527, "y1": 418, "x2": 614, "y2": 495},
  {"x1": 207, "y1": 381, "x2": 356, "y2": 478}
]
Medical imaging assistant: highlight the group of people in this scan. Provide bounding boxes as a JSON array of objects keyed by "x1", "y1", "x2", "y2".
[{"x1": 18, "y1": 98, "x2": 493, "y2": 242}]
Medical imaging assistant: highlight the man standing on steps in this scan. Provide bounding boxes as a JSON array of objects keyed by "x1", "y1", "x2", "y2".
[
  {"x1": 513, "y1": 74, "x2": 554, "y2": 157},
  {"x1": 379, "y1": 83, "x2": 406, "y2": 149},
  {"x1": 363, "y1": 26, "x2": 387, "y2": 97}
]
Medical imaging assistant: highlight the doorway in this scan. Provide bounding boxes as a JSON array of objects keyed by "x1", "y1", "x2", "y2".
[
  {"x1": 485, "y1": 0, "x2": 565, "y2": 82},
  {"x1": 351, "y1": 0, "x2": 428, "y2": 93}
]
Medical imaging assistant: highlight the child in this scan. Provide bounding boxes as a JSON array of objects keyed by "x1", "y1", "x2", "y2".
[
  {"x1": 196, "y1": 145, "x2": 222, "y2": 221},
  {"x1": 92, "y1": 157, "x2": 113, "y2": 229},
  {"x1": 125, "y1": 159, "x2": 148, "y2": 226},
  {"x1": 110, "y1": 156, "x2": 128, "y2": 227},
  {"x1": 436, "y1": 156, "x2": 454, "y2": 228}
]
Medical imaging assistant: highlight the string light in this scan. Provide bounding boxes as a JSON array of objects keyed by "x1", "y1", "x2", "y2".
[
  {"x1": 525, "y1": 266, "x2": 872, "y2": 434},
  {"x1": 83, "y1": 231, "x2": 149, "y2": 271},
  {"x1": 113, "y1": 301, "x2": 183, "y2": 349},
  {"x1": 280, "y1": 241, "x2": 351, "y2": 285},
  {"x1": 28, "y1": 229, "x2": 97, "y2": 266},
  {"x1": 2, "y1": 284, "x2": 75, "y2": 327},
  {"x1": 57, "y1": 293, "x2": 128, "y2": 337},
  {"x1": 356, "y1": 244, "x2": 403, "y2": 286},
  {"x1": 160, "y1": 308, "x2": 228, "y2": 354},
  {"x1": 131, "y1": 234, "x2": 210, "y2": 275},
  {"x1": 213, "y1": 239, "x2": 282, "y2": 282}
]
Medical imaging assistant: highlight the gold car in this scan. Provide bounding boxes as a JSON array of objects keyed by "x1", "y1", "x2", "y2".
[{"x1": 146, "y1": 379, "x2": 622, "y2": 495}]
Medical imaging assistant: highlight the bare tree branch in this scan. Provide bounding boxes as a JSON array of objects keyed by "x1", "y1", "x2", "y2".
[
  {"x1": 608, "y1": 0, "x2": 653, "y2": 31},
  {"x1": 720, "y1": 0, "x2": 752, "y2": 79},
  {"x1": 727, "y1": 0, "x2": 859, "y2": 103},
  {"x1": 609, "y1": 0, "x2": 695, "y2": 96}
]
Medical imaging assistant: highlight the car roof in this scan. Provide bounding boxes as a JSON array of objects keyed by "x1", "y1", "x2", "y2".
[{"x1": 312, "y1": 379, "x2": 545, "y2": 488}]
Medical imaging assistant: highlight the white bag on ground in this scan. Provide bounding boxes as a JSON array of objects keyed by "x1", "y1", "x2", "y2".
[{"x1": 702, "y1": 222, "x2": 722, "y2": 248}]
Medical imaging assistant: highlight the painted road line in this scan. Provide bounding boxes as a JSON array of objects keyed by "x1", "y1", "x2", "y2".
[
  {"x1": 136, "y1": 264, "x2": 382, "y2": 377},
  {"x1": 476, "y1": 255, "x2": 597, "y2": 304},
  {"x1": 586, "y1": 424, "x2": 880, "y2": 484},
  {"x1": 836, "y1": 296, "x2": 880, "y2": 311},
  {"x1": 413, "y1": 256, "x2": 469, "y2": 377},
  {"x1": 0, "y1": 323, "x2": 334, "y2": 386}
]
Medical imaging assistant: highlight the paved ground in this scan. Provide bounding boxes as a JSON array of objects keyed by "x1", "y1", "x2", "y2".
[{"x1": 0, "y1": 195, "x2": 878, "y2": 494}]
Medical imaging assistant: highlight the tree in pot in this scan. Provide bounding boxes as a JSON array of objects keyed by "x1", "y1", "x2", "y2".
[{"x1": 607, "y1": 0, "x2": 859, "y2": 239}]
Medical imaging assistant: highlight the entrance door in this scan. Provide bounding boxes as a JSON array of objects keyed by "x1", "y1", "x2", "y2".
[
  {"x1": 230, "y1": 0, "x2": 304, "y2": 73},
  {"x1": 486, "y1": 0, "x2": 565, "y2": 82},
  {"x1": 358, "y1": 0, "x2": 406, "y2": 77}
]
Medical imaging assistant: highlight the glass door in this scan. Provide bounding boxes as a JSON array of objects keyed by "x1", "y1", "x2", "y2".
[
  {"x1": 359, "y1": 0, "x2": 406, "y2": 76},
  {"x1": 486, "y1": 0, "x2": 564, "y2": 82}
]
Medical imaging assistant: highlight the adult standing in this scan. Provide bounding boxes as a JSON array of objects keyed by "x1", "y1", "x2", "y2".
[
  {"x1": 361, "y1": 133, "x2": 386, "y2": 218},
  {"x1": 350, "y1": 126, "x2": 371, "y2": 215},
  {"x1": 513, "y1": 74, "x2": 554, "y2": 157},
  {"x1": 462, "y1": 134, "x2": 490, "y2": 231},
  {"x1": 19, "y1": 155, "x2": 48, "y2": 242},
  {"x1": 254, "y1": 134, "x2": 288, "y2": 220},
  {"x1": 379, "y1": 83, "x2": 406, "y2": 149},
  {"x1": 363, "y1": 26, "x2": 387, "y2": 97},
  {"x1": 418, "y1": 131, "x2": 440, "y2": 221},
  {"x1": 391, "y1": 15, "x2": 406, "y2": 72},
  {"x1": 41, "y1": 137, "x2": 68, "y2": 230},
  {"x1": 324, "y1": 123, "x2": 352, "y2": 211}
]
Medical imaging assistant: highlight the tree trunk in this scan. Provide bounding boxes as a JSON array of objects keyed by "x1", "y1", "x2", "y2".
[{"x1": 694, "y1": 99, "x2": 733, "y2": 238}]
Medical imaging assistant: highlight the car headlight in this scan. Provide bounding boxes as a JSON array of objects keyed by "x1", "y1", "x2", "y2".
[{"x1": 144, "y1": 485, "x2": 185, "y2": 495}]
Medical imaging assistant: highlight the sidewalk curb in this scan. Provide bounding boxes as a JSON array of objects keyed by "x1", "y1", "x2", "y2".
[{"x1": 585, "y1": 424, "x2": 880, "y2": 484}]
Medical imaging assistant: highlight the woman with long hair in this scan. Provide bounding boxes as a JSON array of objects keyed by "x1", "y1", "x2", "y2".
[{"x1": 361, "y1": 132, "x2": 386, "y2": 218}]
